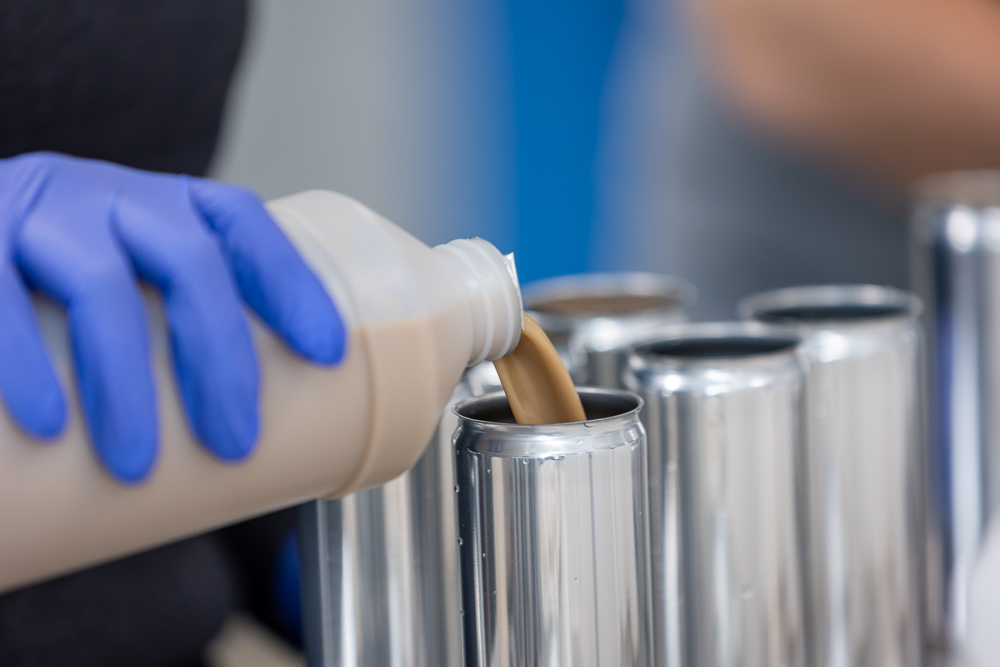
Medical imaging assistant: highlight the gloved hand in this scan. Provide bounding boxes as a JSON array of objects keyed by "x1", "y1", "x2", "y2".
[{"x1": 0, "y1": 152, "x2": 346, "y2": 482}]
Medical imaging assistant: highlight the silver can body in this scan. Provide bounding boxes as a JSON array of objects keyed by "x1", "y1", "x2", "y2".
[
  {"x1": 299, "y1": 362, "x2": 503, "y2": 667},
  {"x1": 624, "y1": 322, "x2": 807, "y2": 667},
  {"x1": 740, "y1": 285, "x2": 925, "y2": 667},
  {"x1": 455, "y1": 388, "x2": 653, "y2": 667},
  {"x1": 911, "y1": 172, "x2": 1000, "y2": 646},
  {"x1": 524, "y1": 272, "x2": 696, "y2": 387}
]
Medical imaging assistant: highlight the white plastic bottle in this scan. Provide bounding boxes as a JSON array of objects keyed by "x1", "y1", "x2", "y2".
[{"x1": 0, "y1": 190, "x2": 523, "y2": 593}]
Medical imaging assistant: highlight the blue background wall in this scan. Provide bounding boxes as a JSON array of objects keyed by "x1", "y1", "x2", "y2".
[
  {"x1": 215, "y1": 0, "x2": 628, "y2": 285},
  {"x1": 506, "y1": 0, "x2": 625, "y2": 283}
]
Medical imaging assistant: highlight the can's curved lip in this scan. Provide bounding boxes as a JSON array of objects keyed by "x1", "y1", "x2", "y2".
[
  {"x1": 454, "y1": 387, "x2": 641, "y2": 427},
  {"x1": 453, "y1": 388, "x2": 644, "y2": 457},
  {"x1": 623, "y1": 322, "x2": 803, "y2": 396},
  {"x1": 737, "y1": 284, "x2": 922, "y2": 325},
  {"x1": 627, "y1": 321, "x2": 801, "y2": 363},
  {"x1": 523, "y1": 272, "x2": 696, "y2": 322}
]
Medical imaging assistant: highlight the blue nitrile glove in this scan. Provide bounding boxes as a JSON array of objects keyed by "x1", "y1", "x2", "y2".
[{"x1": 0, "y1": 152, "x2": 346, "y2": 482}]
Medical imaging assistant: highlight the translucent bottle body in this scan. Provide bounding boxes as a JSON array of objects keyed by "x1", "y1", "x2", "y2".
[{"x1": 0, "y1": 190, "x2": 522, "y2": 593}]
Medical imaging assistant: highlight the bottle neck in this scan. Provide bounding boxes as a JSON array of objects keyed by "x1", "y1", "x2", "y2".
[{"x1": 435, "y1": 238, "x2": 523, "y2": 366}]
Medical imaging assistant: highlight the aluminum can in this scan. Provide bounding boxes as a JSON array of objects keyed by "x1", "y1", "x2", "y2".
[
  {"x1": 624, "y1": 322, "x2": 807, "y2": 667},
  {"x1": 455, "y1": 388, "x2": 653, "y2": 667},
  {"x1": 740, "y1": 285, "x2": 925, "y2": 667},
  {"x1": 911, "y1": 172, "x2": 1000, "y2": 649},
  {"x1": 299, "y1": 361, "x2": 503, "y2": 667},
  {"x1": 524, "y1": 272, "x2": 695, "y2": 387}
]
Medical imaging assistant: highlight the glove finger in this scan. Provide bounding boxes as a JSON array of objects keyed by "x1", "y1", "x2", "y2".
[
  {"x1": 0, "y1": 154, "x2": 65, "y2": 437},
  {"x1": 0, "y1": 266, "x2": 66, "y2": 438},
  {"x1": 113, "y1": 190, "x2": 259, "y2": 462},
  {"x1": 15, "y1": 177, "x2": 158, "y2": 483},
  {"x1": 188, "y1": 179, "x2": 346, "y2": 365},
  {"x1": 66, "y1": 278, "x2": 158, "y2": 482}
]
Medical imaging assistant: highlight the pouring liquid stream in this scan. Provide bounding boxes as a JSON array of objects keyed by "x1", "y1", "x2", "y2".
[{"x1": 493, "y1": 314, "x2": 586, "y2": 424}]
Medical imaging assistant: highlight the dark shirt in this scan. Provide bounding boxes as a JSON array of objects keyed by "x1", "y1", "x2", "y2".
[{"x1": 0, "y1": 0, "x2": 247, "y2": 175}]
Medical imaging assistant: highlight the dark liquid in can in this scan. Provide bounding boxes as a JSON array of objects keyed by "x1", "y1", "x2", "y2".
[
  {"x1": 757, "y1": 304, "x2": 908, "y2": 323},
  {"x1": 641, "y1": 336, "x2": 798, "y2": 358}
]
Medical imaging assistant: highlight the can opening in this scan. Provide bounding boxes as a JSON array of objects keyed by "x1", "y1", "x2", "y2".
[
  {"x1": 756, "y1": 304, "x2": 909, "y2": 323},
  {"x1": 457, "y1": 390, "x2": 640, "y2": 425},
  {"x1": 529, "y1": 293, "x2": 681, "y2": 318},
  {"x1": 640, "y1": 336, "x2": 797, "y2": 359},
  {"x1": 523, "y1": 272, "x2": 694, "y2": 321},
  {"x1": 738, "y1": 285, "x2": 920, "y2": 324}
]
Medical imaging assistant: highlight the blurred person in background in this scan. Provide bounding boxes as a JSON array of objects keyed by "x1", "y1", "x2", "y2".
[
  {"x1": 595, "y1": 0, "x2": 1000, "y2": 317},
  {"x1": 691, "y1": 0, "x2": 1000, "y2": 184}
]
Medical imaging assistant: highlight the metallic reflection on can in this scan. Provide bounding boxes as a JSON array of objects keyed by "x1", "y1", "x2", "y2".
[
  {"x1": 624, "y1": 322, "x2": 807, "y2": 667},
  {"x1": 740, "y1": 285, "x2": 925, "y2": 667},
  {"x1": 299, "y1": 362, "x2": 502, "y2": 667},
  {"x1": 524, "y1": 272, "x2": 695, "y2": 387},
  {"x1": 911, "y1": 171, "x2": 1000, "y2": 648},
  {"x1": 455, "y1": 388, "x2": 653, "y2": 667}
]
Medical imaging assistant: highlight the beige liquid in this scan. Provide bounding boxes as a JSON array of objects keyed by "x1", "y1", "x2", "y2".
[{"x1": 493, "y1": 314, "x2": 585, "y2": 424}]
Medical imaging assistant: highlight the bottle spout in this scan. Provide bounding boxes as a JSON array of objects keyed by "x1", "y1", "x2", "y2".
[{"x1": 435, "y1": 238, "x2": 524, "y2": 366}]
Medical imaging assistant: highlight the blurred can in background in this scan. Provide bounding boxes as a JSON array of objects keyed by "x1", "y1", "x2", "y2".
[
  {"x1": 740, "y1": 285, "x2": 925, "y2": 667},
  {"x1": 911, "y1": 172, "x2": 1000, "y2": 648},
  {"x1": 455, "y1": 388, "x2": 653, "y2": 667},
  {"x1": 624, "y1": 322, "x2": 806, "y2": 667},
  {"x1": 299, "y1": 362, "x2": 503, "y2": 667},
  {"x1": 524, "y1": 272, "x2": 695, "y2": 387}
]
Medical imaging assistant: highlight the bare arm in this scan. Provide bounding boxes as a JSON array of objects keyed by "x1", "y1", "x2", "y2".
[{"x1": 690, "y1": 0, "x2": 1000, "y2": 183}]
